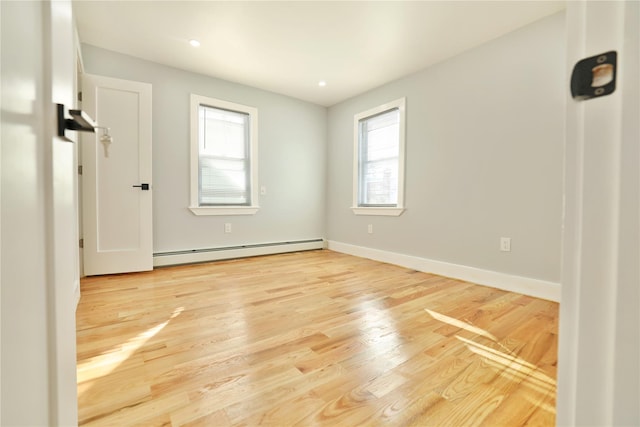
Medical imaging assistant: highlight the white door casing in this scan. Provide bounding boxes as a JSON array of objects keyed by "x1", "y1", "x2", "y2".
[
  {"x1": 558, "y1": 1, "x2": 640, "y2": 425},
  {"x1": 82, "y1": 74, "x2": 153, "y2": 275}
]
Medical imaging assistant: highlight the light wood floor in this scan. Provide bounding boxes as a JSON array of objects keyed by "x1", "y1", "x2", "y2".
[{"x1": 77, "y1": 250, "x2": 558, "y2": 426}]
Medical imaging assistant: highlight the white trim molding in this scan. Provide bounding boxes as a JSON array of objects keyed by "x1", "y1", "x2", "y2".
[
  {"x1": 189, "y1": 206, "x2": 259, "y2": 216},
  {"x1": 351, "y1": 207, "x2": 405, "y2": 216},
  {"x1": 327, "y1": 240, "x2": 560, "y2": 302}
]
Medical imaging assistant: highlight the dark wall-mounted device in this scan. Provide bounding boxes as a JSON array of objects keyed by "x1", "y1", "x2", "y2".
[
  {"x1": 571, "y1": 51, "x2": 617, "y2": 101},
  {"x1": 57, "y1": 103, "x2": 97, "y2": 141}
]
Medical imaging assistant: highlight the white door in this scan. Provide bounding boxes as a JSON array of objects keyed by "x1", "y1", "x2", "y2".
[
  {"x1": 2, "y1": 0, "x2": 80, "y2": 424},
  {"x1": 82, "y1": 74, "x2": 153, "y2": 275}
]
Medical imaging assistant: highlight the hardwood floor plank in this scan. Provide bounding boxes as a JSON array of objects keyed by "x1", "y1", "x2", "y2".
[
  {"x1": 77, "y1": 250, "x2": 558, "y2": 426},
  {"x1": 82, "y1": 392, "x2": 191, "y2": 427}
]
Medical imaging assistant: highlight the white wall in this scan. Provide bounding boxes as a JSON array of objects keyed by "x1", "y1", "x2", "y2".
[
  {"x1": 1, "y1": 0, "x2": 79, "y2": 425},
  {"x1": 81, "y1": 45, "x2": 327, "y2": 254},
  {"x1": 326, "y1": 12, "x2": 565, "y2": 285}
]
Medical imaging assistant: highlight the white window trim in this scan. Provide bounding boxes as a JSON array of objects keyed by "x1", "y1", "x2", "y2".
[
  {"x1": 189, "y1": 94, "x2": 259, "y2": 216},
  {"x1": 351, "y1": 207, "x2": 405, "y2": 216},
  {"x1": 351, "y1": 97, "x2": 406, "y2": 217},
  {"x1": 189, "y1": 206, "x2": 259, "y2": 216}
]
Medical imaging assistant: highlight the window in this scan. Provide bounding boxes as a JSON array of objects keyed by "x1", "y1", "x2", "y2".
[
  {"x1": 352, "y1": 98, "x2": 406, "y2": 216},
  {"x1": 189, "y1": 94, "x2": 258, "y2": 215}
]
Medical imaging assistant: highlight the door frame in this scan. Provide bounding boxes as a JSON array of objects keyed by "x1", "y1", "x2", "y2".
[{"x1": 557, "y1": 1, "x2": 640, "y2": 425}]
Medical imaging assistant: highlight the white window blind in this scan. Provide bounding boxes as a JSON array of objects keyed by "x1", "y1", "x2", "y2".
[
  {"x1": 358, "y1": 108, "x2": 400, "y2": 206},
  {"x1": 198, "y1": 105, "x2": 251, "y2": 205}
]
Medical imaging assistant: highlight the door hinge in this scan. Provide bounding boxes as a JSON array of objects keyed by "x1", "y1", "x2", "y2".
[
  {"x1": 79, "y1": 238, "x2": 84, "y2": 249},
  {"x1": 78, "y1": 165, "x2": 83, "y2": 175},
  {"x1": 77, "y1": 91, "x2": 83, "y2": 102}
]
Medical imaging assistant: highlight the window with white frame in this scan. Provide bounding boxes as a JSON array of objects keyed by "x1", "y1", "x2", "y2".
[
  {"x1": 352, "y1": 98, "x2": 406, "y2": 216},
  {"x1": 189, "y1": 94, "x2": 259, "y2": 215}
]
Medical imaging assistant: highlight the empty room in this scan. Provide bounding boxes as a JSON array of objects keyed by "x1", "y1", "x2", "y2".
[{"x1": 1, "y1": 1, "x2": 638, "y2": 426}]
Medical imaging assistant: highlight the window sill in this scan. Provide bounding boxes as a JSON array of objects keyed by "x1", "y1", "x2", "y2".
[
  {"x1": 189, "y1": 206, "x2": 260, "y2": 216},
  {"x1": 351, "y1": 207, "x2": 405, "y2": 216}
]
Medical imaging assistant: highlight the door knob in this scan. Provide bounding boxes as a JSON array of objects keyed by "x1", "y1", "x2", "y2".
[{"x1": 132, "y1": 183, "x2": 150, "y2": 190}]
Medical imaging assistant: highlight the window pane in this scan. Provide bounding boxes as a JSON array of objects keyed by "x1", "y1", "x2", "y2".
[
  {"x1": 201, "y1": 106, "x2": 247, "y2": 158},
  {"x1": 359, "y1": 108, "x2": 400, "y2": 206},
  {"x1": 366, "y1": 124, "x2": 399, "y2": 161},
  {"x1": 198, "y1": 104, "x2": 250, "y2": 205},
  {"x1": 362, "y1": 158, "x2": 399, "y2": 205},
  {"x1": 364, "y1": 108, "x2": 399, "y2": 132},
  {"x1": 199, "y1": 157, "x2": 248, "y2": 205}
]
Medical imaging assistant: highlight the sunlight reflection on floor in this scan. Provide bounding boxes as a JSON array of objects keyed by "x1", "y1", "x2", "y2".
[
  {"x1": 425, "y1": 307, "x2": 556, "y2": 415},
  {"x1": 77, "y1": 306, "x2": 184, "y2": 394}
]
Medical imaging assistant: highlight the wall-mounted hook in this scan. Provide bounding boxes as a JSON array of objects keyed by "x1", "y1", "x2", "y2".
[
  {"x1": 56, "y1": 104, "x2": 113, "y2": 154},
  {"x1": 56, "y1": 103, "x2": 97, "y2": 141}
]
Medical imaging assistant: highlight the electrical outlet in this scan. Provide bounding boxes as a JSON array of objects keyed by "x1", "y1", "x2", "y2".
[
  {"x1": 368, "y1": 224, "x2": 373, "y2": 234},
  {"x1": 224, "y1": 223, "x2": 232, "y2": 233},
  {"x1": 500, "y1": 237, "x2": 511, "y2": 252}
]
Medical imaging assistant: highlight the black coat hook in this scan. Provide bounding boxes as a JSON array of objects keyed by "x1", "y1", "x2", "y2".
[{"x1": 57, "y1": 103, "x2": 97, "y2": 141}]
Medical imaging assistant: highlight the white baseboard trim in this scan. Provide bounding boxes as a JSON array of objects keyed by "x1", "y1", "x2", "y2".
[
  {"x1": 153, "y1": 239, "x2": 326, "y2": 267},
  {"x1": 327, "y1": 240, "x2": 560, "y2": 302}
]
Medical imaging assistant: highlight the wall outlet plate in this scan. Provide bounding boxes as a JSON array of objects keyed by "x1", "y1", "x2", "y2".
[{"x1": 500, "y1": 237, "x2": 511, "y2": 252}]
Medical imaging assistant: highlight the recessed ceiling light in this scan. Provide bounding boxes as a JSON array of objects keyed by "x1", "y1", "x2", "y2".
[
  {"x1": 189, "y1": 39, "x2": 201, "y2": 47},
  {"x1": 318, "y1": 80, "x2": 327, "y2": 87}
]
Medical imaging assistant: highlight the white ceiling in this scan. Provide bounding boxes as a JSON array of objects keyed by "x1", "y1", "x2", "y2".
[{"x1": 73, "y1": 1, "x2": 565, "y2": 107}]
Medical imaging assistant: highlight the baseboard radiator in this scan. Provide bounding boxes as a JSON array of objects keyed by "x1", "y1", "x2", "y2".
[{"x1": 153, "y1": 238, "x2": 325, "y2": 267}]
